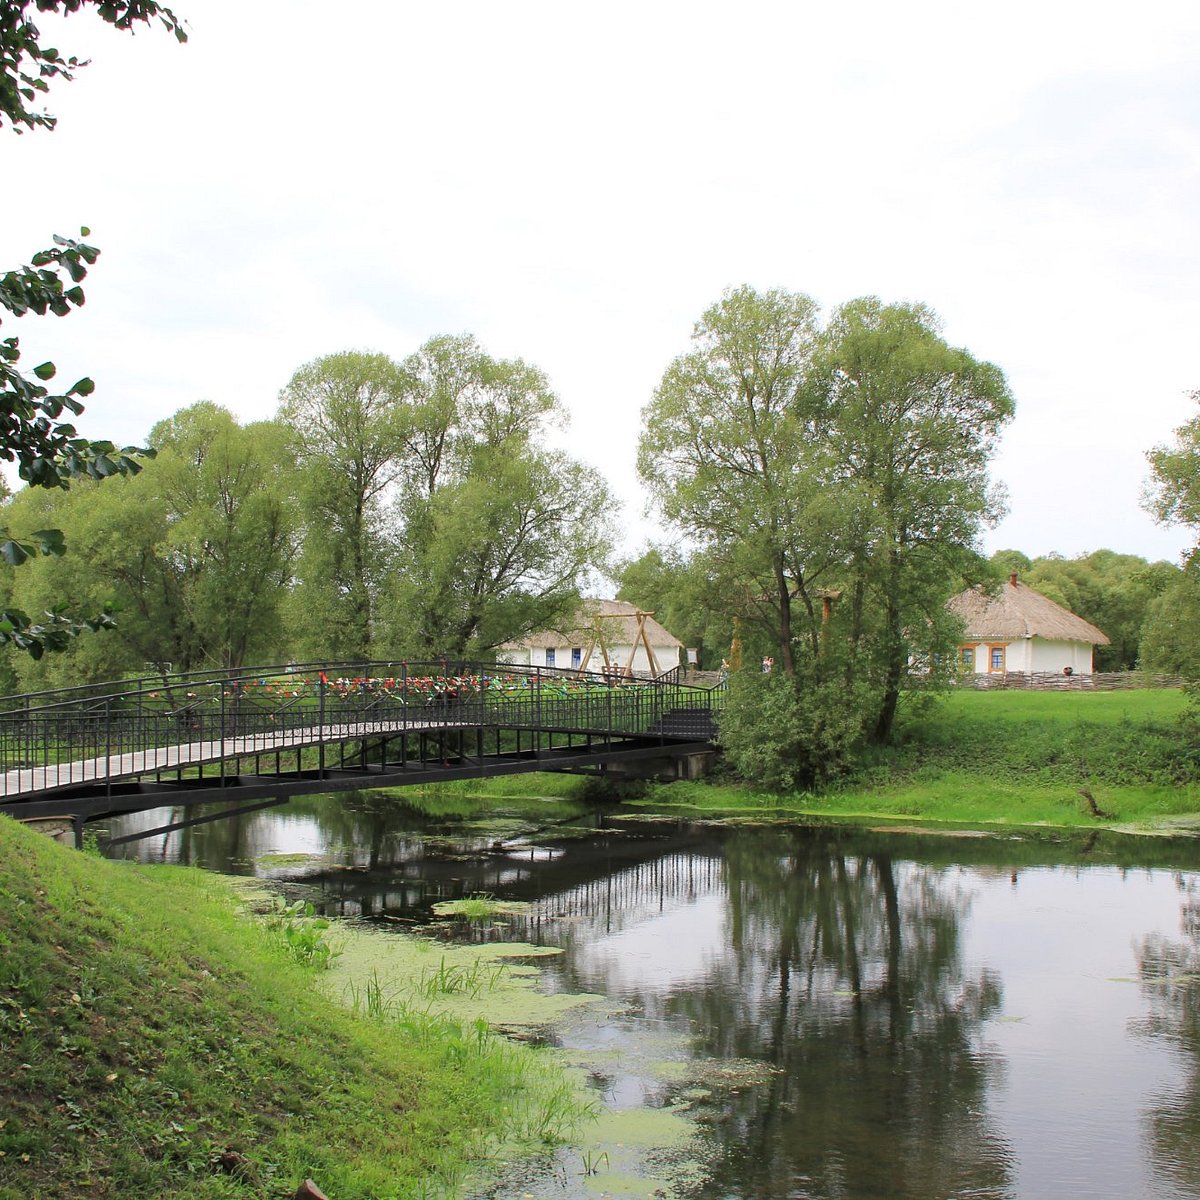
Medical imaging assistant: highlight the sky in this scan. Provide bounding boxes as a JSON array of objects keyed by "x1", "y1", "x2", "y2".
[{"x1": 3, "y1": 0, "x2": 1199, "y2": 566}]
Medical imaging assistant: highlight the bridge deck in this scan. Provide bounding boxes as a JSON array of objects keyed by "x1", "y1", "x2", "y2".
[{"x1": 2, "y1": 718, "x2": 468, "y2": 798}]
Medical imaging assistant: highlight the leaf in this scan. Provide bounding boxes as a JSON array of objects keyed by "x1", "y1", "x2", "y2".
[
  {"x1": 31, "y1": 529, "x2": 66, "y2": 556},
  {"x1": 32, "y1": 361, "x2": 56, "y2": 380},
  {"x1": 0, "y1": 540, "x2": 30, "y2": 566}
]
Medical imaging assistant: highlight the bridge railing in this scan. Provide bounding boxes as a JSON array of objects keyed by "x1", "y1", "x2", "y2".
[{"x1": 0, "y1": 660, "x2": 725, "y2": 796}]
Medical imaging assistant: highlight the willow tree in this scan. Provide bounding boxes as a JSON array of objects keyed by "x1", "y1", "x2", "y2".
[
  {"x1": 4, "y1": 404, "x2": 299, "y2": 688},
  {"x1": 382, "y1": 334, "x2": 612, "y2": 657},
  {"x1": 278, "y1": 352, "x2": 410, "y2": 660},
  {"x1": 819, "y1": 298, "x2": 1015, "y2": 741},
  {"x1": 638, "y1": 286, "x2": 846, "y2": 676},
  {"x1": 1141, "y1": 392, "x2": 1200, "y2": 680},
  {"x1": 641, "y1": 287, "x2": 1014, "y2": 782}
]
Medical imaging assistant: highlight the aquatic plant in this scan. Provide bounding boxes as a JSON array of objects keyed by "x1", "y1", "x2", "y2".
[{"x1": 263, "y1": 897, "x2": 342, "y2": 969}]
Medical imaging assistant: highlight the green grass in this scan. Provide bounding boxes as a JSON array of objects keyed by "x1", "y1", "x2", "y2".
[
  {"x1": 425, "y1": 690, "x2": 1199, "y2": 832},
  {"x1": 634, "y1": 688, "x2": 1200, "y2": 830},
  {"x1": 0, "y1": 817, "x2": 589, "y2": 1199}
]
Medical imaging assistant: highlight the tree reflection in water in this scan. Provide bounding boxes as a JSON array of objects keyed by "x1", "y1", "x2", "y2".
[
  {"x1": 1136, "y1": 873, "x2": 1200, "y2": 1196},
  {"x1": 561, "y1": 828, "x2": 1014, "y2": 1200}
]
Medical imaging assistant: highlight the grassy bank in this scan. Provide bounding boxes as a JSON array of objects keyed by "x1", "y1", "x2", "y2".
[
  {"x1": 0, "y1": 817, "x2": 587, "y2": 1200},
  {"x1": 426, "y1": 689, "x2": 1200, "y2": 832},
  {"x1": 639, "y1": 688, "x2": 1200, "y2": 829}
]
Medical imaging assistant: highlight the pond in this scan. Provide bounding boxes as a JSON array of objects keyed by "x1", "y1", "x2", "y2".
[{"x1": 104, "y1": 793, "x2": 1200, "y2": 1199}]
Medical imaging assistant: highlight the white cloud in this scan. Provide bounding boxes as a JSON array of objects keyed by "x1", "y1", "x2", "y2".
[{"x1": 4, "y1": 0, "x2": 1197, "y2": 563}]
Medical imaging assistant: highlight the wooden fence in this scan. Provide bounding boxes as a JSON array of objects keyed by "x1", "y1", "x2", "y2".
[{"x1": 955, "y1": 671, "x2": 1186, "y2": 691}]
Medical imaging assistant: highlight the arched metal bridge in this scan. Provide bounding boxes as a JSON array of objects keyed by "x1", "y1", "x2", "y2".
[{"x1": 0, "y1": 660, "x2": 723, "y2": 845}]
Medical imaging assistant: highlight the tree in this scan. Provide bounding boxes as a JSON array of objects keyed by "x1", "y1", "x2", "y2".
[
  {"x1": 1144, "y1": 392, "x2": 1200, "y2": 556},
  {"x1": 1, "y1": 0, "x2": 186, "y2": 134},
  {"x1": 1140, "y1": 570, "x2": 1200, "y2": 678},
  {"x1": 819, "y1": 298, "x2": 1014, "y2": 742},
  {"x1": 0, "y1": 1, "x2": 186, "y2": 656},
  {"x1": 279, "y1": 352, "x2": 410, "y2": 660},
  {"x1": 280, "y1": 337, "x2": 613, "y2": 661},
  {"x1": 0, "y1": 233, "x2": 160, "y2": 655},
  {"x1": 638, "y1": 286, "x2": 845, "y2": 678},
  {"x1": 382, "y1": 334, "x2": 613, "y2": 657},
  {"x1": 640, "y1": 287, "x2": 1014, "y2": 784},
  {"x1": 613, "y1": 545, "x2": 729, "y2": 670},
  {"x1": 1140, "y1": 396, "x2": 1200, "y2": 682},
  {"x1": 4, "y1": 404, "x2": 299, "y2": 687}
]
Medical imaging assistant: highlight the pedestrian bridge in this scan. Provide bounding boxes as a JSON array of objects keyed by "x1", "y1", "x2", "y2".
[{"x1": 0, "y1": 660, "x2": 724, "y2": 844}]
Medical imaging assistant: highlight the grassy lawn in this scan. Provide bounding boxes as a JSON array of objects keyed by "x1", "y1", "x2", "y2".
[{"x1": 0, "y1": 817, "x2": 589, "y2": 1200}]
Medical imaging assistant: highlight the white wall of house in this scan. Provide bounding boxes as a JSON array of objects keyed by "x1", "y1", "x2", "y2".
[
  {"x1": 959, "y1": 638, "x2": 1096, "y2": 675},
  {"x1": 1029, "y1": 638, "x2": 1095, "y2": 674},
  {"x1": 496, "y1": 642, "x2": 679, "y2": 673}
]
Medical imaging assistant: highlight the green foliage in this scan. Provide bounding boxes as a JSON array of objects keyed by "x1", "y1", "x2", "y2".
[
  {"x1": 1140, "y1": 566, "x2": 1200, "y2": 677},
  {"x1": 0, "y1": 1, "x2": 187, "y2": 133},
  {"x1": 280, "y1": 350, "x2": 410, "y2": 659},
  {"x1": 384, "y1": 334, "x2": 613, "y2": 658},
  {"x1": 4, "y1": 404, "x2": 299, "y2": 688},
  {"x1": 717, "y1": 667, "x2": 871, "y2": 791},
  {"x1": 641, "y1": 285, "x2": 1014, "y2": 778},
  {"x1": 281, "y1": 337, "x2": 612, "y2": 661},
  {"x1": 614, "y1": 544, "x2": 728, "y2": 668},
  {"x1": 262, "y1": 897, "x2": 341, "y2": 970},
  {"x1": 1144, "y1": 390, "x2": 1200, "y2": 550},
  {"x1": 639, "y1": 285, "x2": 839, "y2": 679},
  {"x1": 0, "y1": 234, "x2": 156, "y2": 659}
]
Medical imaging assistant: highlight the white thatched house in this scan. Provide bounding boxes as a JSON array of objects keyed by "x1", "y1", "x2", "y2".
[
  {"x1": 946, "y1": 573, "x2": 1110, "y2": 676},
  {"x1": 497, "y1": 600, "x2": 683, "y2": 676}
]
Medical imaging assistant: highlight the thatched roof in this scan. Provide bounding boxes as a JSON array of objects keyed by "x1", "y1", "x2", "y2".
[
  {"x1": 499, "y1": 599, "x2": 683, "y2": 650},
  {"x1": 947, "y1": 576, "x2": 1110, "y2": 645}
]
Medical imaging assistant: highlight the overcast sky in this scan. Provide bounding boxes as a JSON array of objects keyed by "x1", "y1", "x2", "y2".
[{"x1": 4, "y1": 0, "x2": 1198, "y2": 566}]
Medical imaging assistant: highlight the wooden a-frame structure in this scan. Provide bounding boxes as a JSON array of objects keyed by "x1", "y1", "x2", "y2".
[{"x1": 578, "y1": 609, "x2": 662, "y2": 679}]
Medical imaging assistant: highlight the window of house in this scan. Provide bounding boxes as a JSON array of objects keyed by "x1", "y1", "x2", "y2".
[
  {"x1": 571, "y1": 647, "x2": 582, "y2": 668},
  {"x1": 959, "y1": 646, "x2": 975, "y2": 670},
  {"x1": 989, "y1": 644, "x2": 1006, "y2": 672},
  {"x1": 545, "y1": 648, "x2": 556, "y2": 667}
]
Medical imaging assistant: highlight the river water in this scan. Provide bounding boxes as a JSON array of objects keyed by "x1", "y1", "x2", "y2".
[{"x1": 104, "y1": 793, "x2": 1200, "y2": 1200}]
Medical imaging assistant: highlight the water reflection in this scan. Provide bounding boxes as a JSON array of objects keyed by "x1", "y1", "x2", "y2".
[
  {"x1": 1137, "y1": 874, "x2": 1200, "y2": 1196},
  {"x1": 554, "y1": 831, "x2": 1012, "y2": 1199},
  {"x1": 104, "y1": 798, "x2": 1200, "y2": 1200}
]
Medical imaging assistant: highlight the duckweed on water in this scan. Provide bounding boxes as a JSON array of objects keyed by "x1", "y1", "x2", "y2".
[
  {"x1": 323, "y1": 924, "x2": 603, "y2": 1030},
  {"x1": 432, "y1": 894, "x2": 533, "y2": 920}
]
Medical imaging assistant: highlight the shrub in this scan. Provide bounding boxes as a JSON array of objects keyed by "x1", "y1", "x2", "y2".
[{"x1": 717, "y1": 668, "x2": 871, "y2": 791}]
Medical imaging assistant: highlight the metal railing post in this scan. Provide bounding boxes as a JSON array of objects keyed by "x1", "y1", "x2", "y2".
[
  {"x1": 104, "y1": 697, "x2": 112, "y2": 802},
  {"x1": 318, "y1": 672, "x2": 326, "y2": 781}
]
